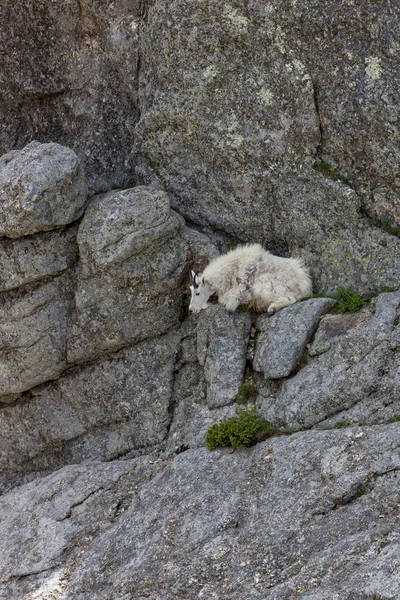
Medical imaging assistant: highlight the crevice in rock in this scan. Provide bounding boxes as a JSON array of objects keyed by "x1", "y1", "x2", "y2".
[
  {"x1": 314, "y1": 466, "x2": 400, "y2": 517},
  {"x1": 57, "y1": 487, "x2": 105, "y2": 521},
  {"x1": 359, "y1": 206, "x2": 400, "y2": 241},
  {"x1": 6, "y1": 564, "x2": 58, "y2": 583}
]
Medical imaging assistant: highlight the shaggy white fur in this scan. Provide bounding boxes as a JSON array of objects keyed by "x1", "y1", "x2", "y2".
[{"x1": 189, "y1": 243, "x2": 312, "y2": 313}]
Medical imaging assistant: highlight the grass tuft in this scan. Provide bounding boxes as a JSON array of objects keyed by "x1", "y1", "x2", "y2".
[
  {"x1": 314, "y1": 160, "x2": 349, "y2": 184},
  {"x1": 333, "y1": 420, "x2": 351, "y2": 429},
  {"x1": 335, "y1": 289, "x2": 368, "y2": 313}
]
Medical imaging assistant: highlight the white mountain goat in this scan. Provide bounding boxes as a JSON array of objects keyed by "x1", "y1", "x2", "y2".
[{"x1": 189, "y1": 243, "x2": 312, "y2": 314}]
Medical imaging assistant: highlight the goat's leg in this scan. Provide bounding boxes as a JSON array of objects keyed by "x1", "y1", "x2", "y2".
[
  {"x1": 267, "y1": 295, "x2": 297, "y2": 315},
  {"x1": 219, "y1": 294, "x2": 240, "y2": 312}
]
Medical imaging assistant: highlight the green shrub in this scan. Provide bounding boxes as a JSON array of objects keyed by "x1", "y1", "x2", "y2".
[
  {"x1": 235, "y1": 383, "x2": 258, "y2": 404},
  {"x1": 205, "y1": 408, "x2": 280, "y2": 450}
]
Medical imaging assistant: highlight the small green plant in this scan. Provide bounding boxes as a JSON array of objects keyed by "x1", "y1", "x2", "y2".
[
  {"x1": 335, "y1": 289, "x2": 369, "y2": 313},
  {"x1": 235, "y1": 383, "x2": 258, "y2": 404},
  {"x1": 333, "y1": 420, "x2": 351, "y2": 429},
  {"x1": 389, "y1": 414, "x2": 400, "y2": 423},
  {"x1": 226, "y1": 242, "x2": 237, "y2": 251},
  {"x1": 302, "y1": 289, "x2": 370, "y2": 313},
  {"x1": 379, "y1": 218, "x2": 400, "y2": 238},
  {"x1": 298, "y1": 354, "x2": 308, "y2": 368},
  {"x1": 205, "y1": 408, "x2": 280, "y2": 450},
  {"x1": 314, "y1": 160, "x2": 349, "y2": 184},
  {"x1": 357, "y1": 485, "x2": 368, "y2": 496}
]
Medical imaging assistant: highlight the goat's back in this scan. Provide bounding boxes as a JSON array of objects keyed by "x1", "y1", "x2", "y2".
[{"x1": 202, "y1": 243, "x2": 311, "y2": 298}]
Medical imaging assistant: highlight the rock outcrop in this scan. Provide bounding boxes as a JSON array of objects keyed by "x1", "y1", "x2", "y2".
[
  {"x1": 1, "y1": 1, "x2": 400, "y2": 597},
  {"x1": 1, "y1": 426, "x2": 399, "y2": 600},
  {"x1": 0, "y1": 142, "x2": 87, "y2": 237},
  {"x1": 257, "y1": 291, "x2": 400, "y2": 430},
  {"x1": 0, "y1": 0, "x2": 141, "y2": 192}
]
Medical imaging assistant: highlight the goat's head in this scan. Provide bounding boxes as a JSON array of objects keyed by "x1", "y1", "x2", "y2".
[{"x1": 189, "y1": 270, "x2": 214, "y2": 312}]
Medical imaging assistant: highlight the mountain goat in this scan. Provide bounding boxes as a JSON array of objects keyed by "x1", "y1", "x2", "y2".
[{"x1": 189, "y1": 243, "x2": 312, "y2": 314}]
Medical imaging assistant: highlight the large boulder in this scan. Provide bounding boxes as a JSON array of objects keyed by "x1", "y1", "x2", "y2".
[
  {"x1": 0, "y1": 0, "x2": 141, "y2": 192},
  {"x1": 253, "y1": 298, "x2": 336, "y2": 378},
  {"x1": 67, "y1": 186, "x2": 188, "y2": 363},
  {"x1": 0, "y1": 142, "x2": 87, "y2": 238}
]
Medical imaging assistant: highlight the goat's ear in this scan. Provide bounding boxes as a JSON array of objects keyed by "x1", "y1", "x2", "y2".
[
  {"x1": 189, "y1": 270, "x2": 195, "y2": 284},
  {"x1": 195, "y1": 274, "x2": 203, "y2": 286}
]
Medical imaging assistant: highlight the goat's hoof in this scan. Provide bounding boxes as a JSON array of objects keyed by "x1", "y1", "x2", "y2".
[{"x1": 267, "y1": 307, "x2": 276, "y2": 316}]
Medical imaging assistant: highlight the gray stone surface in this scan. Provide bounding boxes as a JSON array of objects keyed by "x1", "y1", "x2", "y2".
[
  {"x1": 167, "y1": 316, "x2": 238, "y2": 455},
  {"x1": 0, "y1": 225, "x2": 78, "y2": 292},
  {"x1": 253, "y1": 298, "x2": 336, "y2": 378},
  {"x1": 0, "y1": 274, "x2": 73, "y2": 397},
  {"x1": 309, "y1": 308, "x2": 372, "y2": 357},
  {"x1": 2, "y1": 425, "x2": 398, "y2": 600},
  {"x1": 0, "y1": 456, "x2": 165, "y2": 599},
  {"x1": 259, "y1": 291, "x2": 400, "y2": 429},
  {"x1": 135, "y1": 0, "x2": 400, "y2": 293},
  {"x1": 0, "y1": 142, "x2": 87, "y2": 238},
  {"x1": 0, "y1": 332, "x2": 179, "y2": 493},
  {"x1": 67, "y1": 186, "x2": 188, "y2": 363},
  {"x1": 0, "y1": 0, "x2": 141, "y2": 193},
  {"x1": 197, "y1": 305, "x2": 251, "y2": 408},
  {"x1": 303, "y1": 221, "x2": 400, "y2": 296}
]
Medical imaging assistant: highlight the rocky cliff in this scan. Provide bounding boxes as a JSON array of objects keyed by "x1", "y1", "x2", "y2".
[{"x1": 0, "y1": 1, "x2": 399, "y2": 599}]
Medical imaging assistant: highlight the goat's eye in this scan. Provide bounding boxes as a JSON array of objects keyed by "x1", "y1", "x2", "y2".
[{"x1": 195, "y1": 292, "x2": 200, "y2": 296}]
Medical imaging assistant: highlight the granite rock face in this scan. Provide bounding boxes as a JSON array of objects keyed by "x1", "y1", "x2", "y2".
[
  {"x1": 0, "y1": 332, "x2": 179, "y2": 494},
  {"x1": 135, "y1": 0, "x2": 400, "y2": 293},
  {"x1": 197, "y1": 305, "x2": 251, "y2": 408},
  {"x1": 259, "y1": 291, "x2": 400, "y2": 429},
  {"x1": 0, "y1": 274, "x2": 73, "y2": 397},
  {"x1": 0, "y1": 226, "x2": 78, "y2": 292},
  {"x1": 0, "y1": 456, "x2": 165, "y2": 598},
  {"x1": 253, "y1": 298, "x2": 336, "y2": 378},
  {"x1": 0, "y1": 0, "x2": 141, "y2": 192},
  {"x1": 1, "y1": 2, "x2": 400, "y2": 598},
  {"x1": 67, "y1": 186, "x2": 189, "y2": 363},
  {"x1": 0, "y1": 142, "x2": 87, "y2": 237},
  {"x1": 2, "y1": 426, "x2": 399, "y2": 600}
]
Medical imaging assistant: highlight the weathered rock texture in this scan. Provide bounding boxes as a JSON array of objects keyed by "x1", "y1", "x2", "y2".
[
  {"x1": 1, "y1": 426, "x2": 399, "y2": 600},
  {"x1": 0, "y1": 0, "x2": 141, "y2": 192},
  {"x1": 253, "y1": 298, "x2": 336, "y2": 378},
  {"x1": 258, "y1": 291, "x2": 400, "y2": 430},
  {"x1": 197, "y1": 305, "x2": 251, "y2": 408},
  {"x1": 68, "y1": 186, "x2": 189, "y2": 363},
  {"x1": 136, "y1": 0, "x2": 400, "y2": 294},
  {"x1": 0, "y1": 332, "x2": 179, "y2": 494},
  {"x1": 0, "y1": 225, "x2": 78, "y2": 292},
  {"x1": 0, "y1": 142, "x2": 87, "y2": 237},
  {"x1": 0, "y1": 274, "x2": 73, "y2": 397},
  {"x1": 1, "y1": 2, "x2": 400, "y2": 598}
]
